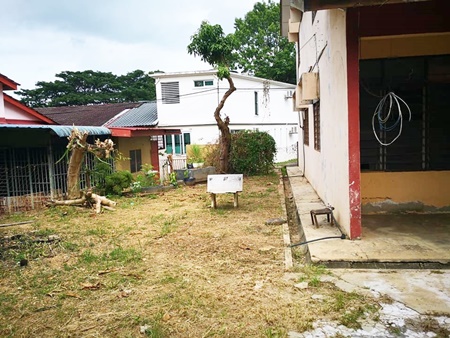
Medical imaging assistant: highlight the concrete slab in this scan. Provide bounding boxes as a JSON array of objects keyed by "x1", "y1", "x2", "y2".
[
  {"x1": 332, "y1": 269, "x2": 450, "y2": 315},
  {"x1": 286, "y1": 167, "x2": 450, "y2": 268}
]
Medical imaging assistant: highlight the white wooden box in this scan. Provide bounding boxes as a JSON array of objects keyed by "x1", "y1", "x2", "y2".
[{"x1": 207, "y1": 174, "x2": 243, "y2": 194}]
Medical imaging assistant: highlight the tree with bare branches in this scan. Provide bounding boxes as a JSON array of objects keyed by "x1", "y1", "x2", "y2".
[{"x1": 51, "y1": 127, "x2": 117, "y2": 213}]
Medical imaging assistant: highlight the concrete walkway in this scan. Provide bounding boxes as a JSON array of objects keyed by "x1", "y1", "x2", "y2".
[
  {"x1": 287, "y1": 167, "x2": 450, "y2": 268},
  {"x1": 285, "y1": 167, "x2": 450, "y2": 336},
  {"x1": 287, "y1": 269, "x2": 450, "y2": 337}
]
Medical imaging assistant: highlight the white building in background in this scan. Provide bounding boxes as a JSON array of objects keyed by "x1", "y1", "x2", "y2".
[{"x1": 151, "y1": 70, "x2": 298, "y2": 163}]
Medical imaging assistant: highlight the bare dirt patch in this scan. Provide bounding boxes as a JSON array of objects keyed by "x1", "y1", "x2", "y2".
[{"x1": 0, "y1": 174, "x2": 379, "y2": 337}]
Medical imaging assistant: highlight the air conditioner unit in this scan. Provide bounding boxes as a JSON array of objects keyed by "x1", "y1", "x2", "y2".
[
  {"x1": 289, "y1": 126, "x2": 298, "y2": 134},
  {"x1": 285, "y1": 90, "x2": 294, "y2": 99},
  {"x1": 295, "y1": 72, "x2": 319, "y2": 109}
]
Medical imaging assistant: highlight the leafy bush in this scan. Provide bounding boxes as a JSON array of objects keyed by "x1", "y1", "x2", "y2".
[
  {"x1": 204, "y1": 143, "x2": 221, "y2": 169},
  {"x1": 205, "y1": 131, "x2": 277, "y2": 175},
  {"x1": 130, "y1": 181, "x2": 142, "y2": 193},
  {"x1": 104, "y1": 170, "x2": 133, "y2": 196},
  {"x1": 169, "y1": 172, "x2": 178, "y2": 186},
  {"x1": 230, "y1": 131, "x2": 276, "y2": 175},
  {"x1": 92, "y1": 160, "x2": 114, "y2": 195},
  {"x1": 136, "y1": 163, "x2": 159, "y2": 187}
]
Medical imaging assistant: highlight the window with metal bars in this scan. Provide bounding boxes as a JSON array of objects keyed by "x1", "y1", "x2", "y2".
[
  {"x1": 302, "y1": 108, "x2": 309, "y2": 146},
  {"x1": 360, "y1": 55, "x2": 450, "y2": 171},
  {"x1": 313, "y1": 101, "x2": 320, "y2": 151}
]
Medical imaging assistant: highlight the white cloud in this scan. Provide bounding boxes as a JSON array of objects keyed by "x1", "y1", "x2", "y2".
[{"x1": 0, "y1": 0, "x2": 260, "y2": 90}]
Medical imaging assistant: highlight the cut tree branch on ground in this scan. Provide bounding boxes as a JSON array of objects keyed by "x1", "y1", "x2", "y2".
[{"x1": 49, "y1": 190, "x2": 116, "y2": 214}]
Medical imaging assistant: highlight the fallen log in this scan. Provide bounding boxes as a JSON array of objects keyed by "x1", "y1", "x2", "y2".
[
  {"x1": 49, "y1": 191, "x2": 116, "y2": 213},
  {"x1": 50, "y1": 197, "x2": 86, "y2": 206},
  {"x1": 90, "y1": 193, "x2": 117, "y2": 213}
]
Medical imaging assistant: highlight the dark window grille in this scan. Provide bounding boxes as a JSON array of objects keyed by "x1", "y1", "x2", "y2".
[
  {"x1": 130, "y1": 149, "x2": 142, "y2": 173},
  {"x1": 360, "y1": 55, "x2": 450, "y2": 171},
  {"x1": 0, "y1": 142, "x2": 112, "y2": 214},
  {"x1": 302, "y1": 108, "x2": 309, "y2": 146},
  {"x1": 313, "y1": 101, "x2": 321, "y2": 151}
]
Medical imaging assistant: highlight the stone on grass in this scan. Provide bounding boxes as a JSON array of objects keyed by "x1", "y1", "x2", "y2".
[
  {"x1": 294, "y1": 282, "x2": 309, "y2": 289},
  {"x1": 265, "y1": 218, "x2": 287, "y2": 225}
]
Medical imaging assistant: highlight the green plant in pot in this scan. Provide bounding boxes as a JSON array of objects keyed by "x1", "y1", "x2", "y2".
[
  {"x1": 183, "y1": 169, "x2": 195, "y2": 186},
  {"x1": 188, "y1": 144, "x2": 204, "y2": 168}
]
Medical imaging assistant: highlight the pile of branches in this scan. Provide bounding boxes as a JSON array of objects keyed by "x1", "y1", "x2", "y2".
[{"x1": 49, "y1": 127, "x2": 117, "y2": 213}]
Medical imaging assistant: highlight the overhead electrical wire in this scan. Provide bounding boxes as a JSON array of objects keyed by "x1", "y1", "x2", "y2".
[
  {"x1": 372, "y1": 92, "x2": 412, "y2": 146},
  {"x1": 157, "y1": 86, "x2": 294, "y2": 104}
]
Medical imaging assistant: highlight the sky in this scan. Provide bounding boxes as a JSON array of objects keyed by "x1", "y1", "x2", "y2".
[{"x1": 0, "y1": 0, "x2": 260, "y2": 91}]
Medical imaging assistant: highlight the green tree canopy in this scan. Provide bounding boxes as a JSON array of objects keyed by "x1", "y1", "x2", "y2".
[
  {"x1": 187, "y1": 21, "x2": 237, "y2": 79},
  {"x1": 15, "y1": 70, "x2": 161, "y2": 107},
  {"x1": 233, "y1": 0, "x2": 296, "y2": 84}
]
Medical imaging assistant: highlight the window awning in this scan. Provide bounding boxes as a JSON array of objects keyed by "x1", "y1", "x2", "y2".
[{"x1": 0, "y1": 124, "x2": 111, "y2": 137}]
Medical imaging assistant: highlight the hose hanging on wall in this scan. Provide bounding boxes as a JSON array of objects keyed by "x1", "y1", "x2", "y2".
[{"x1": 372, "y1": 92, "x2": 412, "y2": 146}]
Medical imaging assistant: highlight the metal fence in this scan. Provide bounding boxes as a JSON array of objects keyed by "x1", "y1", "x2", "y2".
[{"x1": 0, "y1": 146, "x2": 112, "y2": 215}]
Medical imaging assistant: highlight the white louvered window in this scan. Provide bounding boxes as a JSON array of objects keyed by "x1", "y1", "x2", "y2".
[{"x1": 161, "y1": 81, "x2": 180, "y2": 104}]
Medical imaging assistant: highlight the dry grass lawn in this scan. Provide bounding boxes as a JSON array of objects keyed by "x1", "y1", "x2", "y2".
[{"x1": 0, "y1": 174, "x2": 378, "y2": 337}]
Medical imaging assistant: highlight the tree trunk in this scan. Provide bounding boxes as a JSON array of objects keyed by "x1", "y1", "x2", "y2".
[
  {"x1": 67, "y1": 132, "x2": 89, "y2": 199},
  {"x1": 52, "y1": 127, "x2": 117, "y2": 213},
  {"x1": 214, "y1": 76, "x2": 236, "y2": 173}
]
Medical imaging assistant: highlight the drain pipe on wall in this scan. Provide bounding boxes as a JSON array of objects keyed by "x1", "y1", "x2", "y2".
[{"x1": 290, "y1": 206, "x2": 347, "y2": 247}]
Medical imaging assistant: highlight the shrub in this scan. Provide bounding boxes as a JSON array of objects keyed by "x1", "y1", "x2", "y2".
[
  {"x1": 92, "y1": 160, "x2": 114, "y2": 195},
  {"x1": 104, "y1": 170, "x2": 133, "y2": 196},
  {"x1": 136, "y1": 164, "x2": 159, "y2": 187},
  {"x1": 230, "y1": 131, "x2": 276, "y2": 175},
  {"x1": 204, "y1": 143, "x2": 221, "y2": 169},
  {"x1": 187, "y1": 144, "x2": 204, "y2": 163}
]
